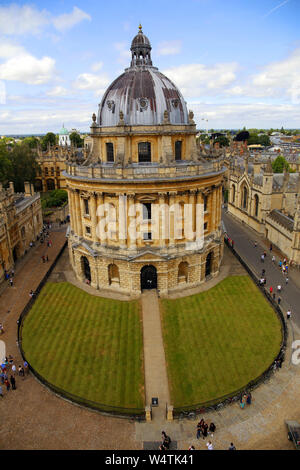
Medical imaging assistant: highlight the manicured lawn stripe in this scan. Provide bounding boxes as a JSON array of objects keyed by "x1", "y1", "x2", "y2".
[
  {"x1": 161, "y1": 276, "x2": 282, "y2": 407},
  {"x1": 22, "y1": 282, "x2": 144, "y2": 410}
]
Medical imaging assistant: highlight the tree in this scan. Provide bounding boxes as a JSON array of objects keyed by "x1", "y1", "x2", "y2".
[
  {"x1": 9, "y1": 143, "x2": 39, "y2": 192},
  {"x1": 234, "y1": 131, "x2": 250, "y2": 142},
  {"x1": 42, "y1": 189, "x2": 68, "y2": 208},
  {"x1": 0, "y1": 140, "x2": 13, "y2": 186},
  {"x1": 22, "y1": 136, "x2": 39, "y2": 149},
  {"x1": 41, "y1": 132, "x2": 57, "y2": 150},
  {"x1": 259, "y1": 134, "x2": 271, "y2": 147},
  {"x1": 272, "y1": 155, "x2": 289, "y2": 173},
  {"x1": 214, "y1": 135, "x2": 229, "y2": 147},
  {"x1": 69, "y1": 131, "x2": 84, "y2": 147}
]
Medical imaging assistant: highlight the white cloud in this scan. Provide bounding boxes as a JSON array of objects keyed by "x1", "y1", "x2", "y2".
[
  {"x1": 73, "y1": 73, "x2": 110, "y2": 95},
  {"x1": 46, "y1": 86, "x2": 69, "y2": 97},
  {"x1": 0, "y1": 4, "x2": 49, "y2": 35},
  {"x1": 0, "y1": 51, "x2": 55, "y2": 85},
  {"x1": 157, "y1": 40, "x2": 182, "y2": 56},
  {"x1": 162, "y1": 62, "x2": 238, "y2": 98},
  {"x1": 52, "y1": 6, "x2": 91, "y2": 32},
  {"x1": 0, "y1": 4, "x2": 91, "y2": 36}
]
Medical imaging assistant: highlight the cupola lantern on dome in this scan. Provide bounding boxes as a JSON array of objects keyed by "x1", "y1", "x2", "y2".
[{"x1": 130, "y1": 24, "x2": 152, "y2": 67}]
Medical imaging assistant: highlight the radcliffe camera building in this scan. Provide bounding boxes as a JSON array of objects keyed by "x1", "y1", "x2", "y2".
[{"x1": 65, "y1": 26, "x2": 225, "y2": 297}]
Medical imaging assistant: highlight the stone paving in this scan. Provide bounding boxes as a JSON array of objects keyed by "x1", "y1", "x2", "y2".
[{"x1": 1, "y1": 221, "x2": 300, "y2": 450}]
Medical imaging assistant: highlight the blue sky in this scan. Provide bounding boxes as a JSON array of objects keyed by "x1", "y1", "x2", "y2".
[{"x1": 0, "y1": 0, "x2": 299, "y2": 134}]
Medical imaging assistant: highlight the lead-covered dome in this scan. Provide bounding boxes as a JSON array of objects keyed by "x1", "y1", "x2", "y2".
[{"x1": 97, "y1": 26, "x2": 189, "y2": 127}]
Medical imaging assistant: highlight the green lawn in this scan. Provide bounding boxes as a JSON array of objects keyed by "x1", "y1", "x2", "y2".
[
  {"x1": 161, "y1": 276, "x2": 282, "y2": 408},
  {"x1": 22, "y1": 282, "x2": 144, "y2": 411}
]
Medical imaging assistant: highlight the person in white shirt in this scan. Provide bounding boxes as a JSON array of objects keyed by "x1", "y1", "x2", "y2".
[
  {"x1": 206, "y1": 441, "x2": 214, "y2": 450},
  {"x1": 287, "y1": 310, "x2": 291, "y2": 320}
]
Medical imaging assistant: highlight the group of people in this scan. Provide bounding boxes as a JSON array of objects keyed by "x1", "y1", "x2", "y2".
[
  {"x1": 239, "y1": 392, "x2": 252, "y2": 409},
  {"x1": 0, "y1": 355, "x2": 29, "y2": 397},
  {"x1": 196, "y1": 419, "x2": 215, "y2": 439}
]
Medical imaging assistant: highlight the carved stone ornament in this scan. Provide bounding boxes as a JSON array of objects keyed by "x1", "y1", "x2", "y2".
[
  {"x1": 107, "y1": 100, "x2": 115, "y2": 112},
  {"x1": 92, "y1": 113, "x2": 96, "y2": 122},
  {"x1": 139, "y1": 97, "x2": 149, "y2": 110},
  {"x1": 171, "y1": 98, "x2": 179, "y2": 108}
]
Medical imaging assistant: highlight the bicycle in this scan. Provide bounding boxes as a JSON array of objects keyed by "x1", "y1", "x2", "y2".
[{"x1": 178, "y1": 410, "x2": 196, "y2": 420}]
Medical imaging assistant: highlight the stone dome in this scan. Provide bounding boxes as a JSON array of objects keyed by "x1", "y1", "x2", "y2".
[{"x1": 97, "y1": 27, "x2": 189, "y2": 127}]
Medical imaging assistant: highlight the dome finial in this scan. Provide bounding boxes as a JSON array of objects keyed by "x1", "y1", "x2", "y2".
[{"x1": 139, "y1": 23, "x2": 142, "y2": 32}]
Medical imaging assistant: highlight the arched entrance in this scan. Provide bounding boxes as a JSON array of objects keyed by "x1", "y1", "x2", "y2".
[
  {"x1": 140, "y1": 265, "x2": 157, "y2": 290},
  {"x1": 81, "y1": 256, "x2": 91, "y2": 282},
  {"x1": 205, "y1": 251, "x2": 213, "y2": 277}
]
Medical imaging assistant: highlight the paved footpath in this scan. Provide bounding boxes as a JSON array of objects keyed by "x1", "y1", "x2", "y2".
[
  {"x1": 1, "y1": 223, "x2": 300, "y2": 449},
  {"x1": 223, "y1": 210, "x2": 300, "y2": 336}
]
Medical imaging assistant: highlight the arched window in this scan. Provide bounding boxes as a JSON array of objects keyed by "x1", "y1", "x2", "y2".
[
  {"x1": 34, "y1": 180, "x2": 42, "y2": 191},
  {"x1": 46, "y1": 179, "x2": 55, "y2": 191},
  {"x1": 178, "y1": 261, "x2": 188, "y2": 283},
  {"x1": 106, "y1": 142, "x2": 114, "y2": 162},
  {"x1": 254, "y1": 194, "x2": 259, "y2": 217},
  {"x1": 108, "y1": 264, "x2": 120, "y2": 285},
  {"x1": 138, "y1": 142, "x2": 151, "y2": 162},
  {"x1": 175, "y1": 141, "x2": 182, "y2": 161},
  {"x1": 242, "y1": 186, "x2": 248, "y2": 210},
  {"x1": 232, "y1": 184, "x2": 236, "y2": 204}
]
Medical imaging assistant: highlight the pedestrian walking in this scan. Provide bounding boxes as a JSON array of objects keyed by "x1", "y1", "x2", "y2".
[
  {"x1": 273, "y1": 293, "x2": 276, "y2": 301},
  {"x1": 277, "y1": 285, "x2": 282, "y2": 293},
  {"x1": 262, "y1": 269, "x2": 265, "y2": 276},
  {"x1": 285, "y1": 277, "x2": 289, "y2": 285},
  {"x1": 10, "y1": 375, "x2": 16, "y2": 390},
  {"x1": 278, "y1": 296, "x2": 281, "y2": 305},
  {"x1": 4, "y1": 378, "x2": 10, "y2": 391},
  {"x1": 11, "y1": 364, "x2": 16, "y2": 374},
  {"x1": 269, "y1": 243, "x2": 273, "y2": 251},
  {"x1": 196, "y1": 421, "x2": 202, "y2": 439},
  {"x1": 272, "y1": 255, "x2": 276, "y2": 263},
  {"x1": 206, "y1": 441, "x2": 214, "y2": 450},
  {"x1": 0, "y1": 323, "x2": 4, "y2": 335},
  {"x1": 208, "y1": 422, "x2": 216, "y2": 435},
  {"x1": 0, "y1": 385, "x2": 3, "y2": 397},
  {"x1": 261, "y1": 254, "x2": 264, "y2": 263},
  {"x1": 254, "y1": 241, "x2": 257, "y2": 248},
  {"x1": 269, "y1": 287, "x2": 273, "y2": 294},
  {"x1": 9, "y1": 278, "x2": 13, "y2": 287},
  {"x1": 228, "y1": 443, "x2": 236, "y2": 450},
  {"x1": 246, "y1": 392, "x2": 252, "y2": 405},
  {"x1": 287, "y1": 310, "x2": 291, "y2": 320},
  {"x1": 23, "y1": 361, "x2": 29, "y2": 375}
]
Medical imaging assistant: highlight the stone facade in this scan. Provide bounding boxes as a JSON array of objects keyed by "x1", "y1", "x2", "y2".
[
  {"x1": 227, "y1": 154, "x2": 300, "y2": 264},
  {"x1": 0, "y1": 181, "x2": 43, "y2": 280},
  {"x1": 64, "y1": 28, "x2": 225, "y2": 297}
]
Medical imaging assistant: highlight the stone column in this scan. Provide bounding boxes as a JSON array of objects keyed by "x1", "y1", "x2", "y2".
[
  {"x1": 188, "y1": 189, "x2": 196, "y2": 243},
  {"x1": 90, "y1": 192, "x2": 97, "y2": 244},
  {"x1": 127, "y1": 193, "x2": 136, "y2": 250},
  {"x1": 118, "y1": 193, "x2": 127, "y2": 248},
  {"x1": 158, "y1": 192, "x2": 166, "y2": 247},
  {"x1": 68, "y1": 189, "x2": 75, "y2": 233},
  {"x1": 196, "y1": 190, "x2": 204, "y2": 246},
  {"x1": 75, "y1": 190, "x2": 82, "y2": 237},
  {"x1": 168, "y1": 191, "x2": 177, "y2": 246},
  {"x1": 96, "y1": 192, "x2": 105, "y2": 246}
]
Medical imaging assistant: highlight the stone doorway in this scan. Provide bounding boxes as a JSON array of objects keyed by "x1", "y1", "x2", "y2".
[
  {"x1": 140, "y1": 265, "x2": 157, "y2": 290},
  {"x1": 81, "y1": 256, "x2": 91, "y2": 282},
  {"x1": 205, "y1": 251, "x2": 213, "y2": 277}
]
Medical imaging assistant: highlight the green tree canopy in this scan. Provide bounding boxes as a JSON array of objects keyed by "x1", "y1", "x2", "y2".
[
  {"x1": 271, "y1": 155, "x2": 290, "y2": 173},
  {"x1": 41, "y1": 132, "x2": 57, "y2": 150},
  {"x1": 22, "y1": 136, "x2": 40, "y2": 149},
  {"x1": 41, "y1": 189, "x2": 68, "y2": 208},
  {"x1": 69, "y1": 131, "x2": 84, "y2": 147},
  {"x1": 214, "y1": 135, "x2": 229, "y2": 147}
]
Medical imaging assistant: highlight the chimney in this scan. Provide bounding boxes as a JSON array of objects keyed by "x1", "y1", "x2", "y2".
[
  {"x1": 24, "y1": 181, "x2": 31, "y2": 197},
  {"x1": 9, "y1": 181, "x2": 14, "y2": 193},
  {"x1": 30, "y1": 183, "x2": 35, "y2": 195}
]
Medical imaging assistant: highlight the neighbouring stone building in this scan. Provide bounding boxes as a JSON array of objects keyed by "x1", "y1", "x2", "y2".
[
  {"x1": 64, "y1": 26, "x2": 226, "y2": 297},
  {"x1": 35, "y1": 143, "x2": 85, "y2": 192},
  {"x1": 0, "y1": 181, "x2": 43, "y2": 280},
  {"x1": 228, "y1": 154, "x2": 300, "y2": 264}
]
